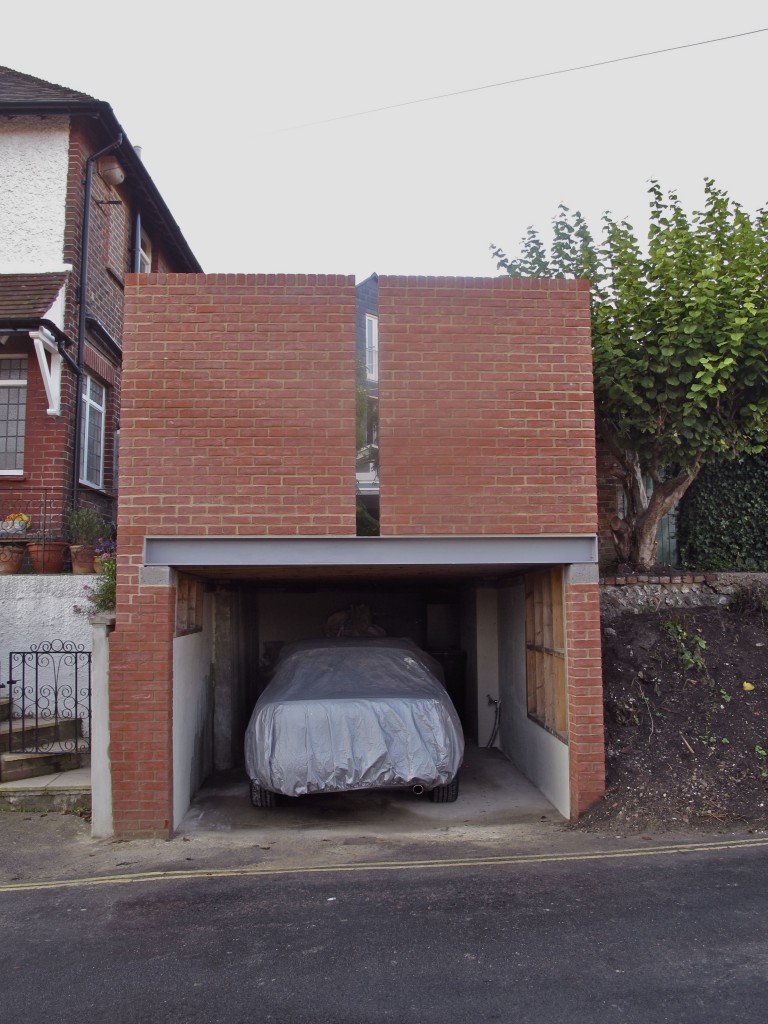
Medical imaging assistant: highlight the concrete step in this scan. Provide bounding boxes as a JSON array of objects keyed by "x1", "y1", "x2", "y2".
[
  {"x1": 0, "y1": 716, "x2": 81, "y2": 753},
  {"x1": 0, "y1": 749, "x2": 90, "y2": 782},
  {"x1": 0, "y1": 764, "x2": 91, "y2": 813}
]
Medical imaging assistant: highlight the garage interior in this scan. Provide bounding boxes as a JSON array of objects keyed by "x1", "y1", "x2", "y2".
[{"x1": 159, "y1": 536, "x2": 592, "y2": 833}]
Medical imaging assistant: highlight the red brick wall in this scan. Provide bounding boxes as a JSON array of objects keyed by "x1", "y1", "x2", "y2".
[
  {"x1": 109, "y1": 273, "x2": 605, "y2": 836},
  {"x1": 377, "y1": 276, "x2": 596, "y2": 535},
  {"x1": 4, "y1": 119, "x2": 195, "y2": 539},
  {"x1": 565, "y1": 578, "x2": 605, "y2": 816},
  {"x1": 0, "y1": 339, "x2": 73, "y2": 538},
  {"x1": 118, "y1": 273, "x2": 357, "y2": 539},
  {"x1": 109, "y1": 274, "x2": 357, "y2": 836},
  {"x1": 1, "y1": 123, "x2": 128, "y2": 525},
  {"x1": 109, "y1": 585, "x2": 176, "y2": 838},
  {"x1": 62, "y1": 123, "x2": 85, "y2": 340},
  {"x1": 65, "y1": 121, "x2": 185, "y2": 345}
]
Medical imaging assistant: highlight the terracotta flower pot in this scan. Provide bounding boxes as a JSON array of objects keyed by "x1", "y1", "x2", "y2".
[
  {"x1": 0, "y1": 545, "x2": 24, "y2": 575},
  {"x1": 70, "y1": 544, "x2": 96, "y2": 574},
  {"x1": 27, "y1": 541, "x2": 68, "y2": 574}
]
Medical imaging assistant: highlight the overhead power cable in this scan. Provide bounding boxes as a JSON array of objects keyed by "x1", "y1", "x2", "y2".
[{"x1": 284, "y1": 26, "x2": 768, "y2": 131}]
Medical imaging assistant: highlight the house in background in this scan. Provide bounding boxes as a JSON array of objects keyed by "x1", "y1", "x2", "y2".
[
  {"x1": 0, "y1": 66, "x2": 201, "y2": 548},
  {"x1": 355, "y1": 273, "x2": 380, "y2": 520}
]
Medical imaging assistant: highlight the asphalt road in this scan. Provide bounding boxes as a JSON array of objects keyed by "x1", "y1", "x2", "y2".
[{"x1": 2, "y1": 837, "x2": 767, "y2": 1023}]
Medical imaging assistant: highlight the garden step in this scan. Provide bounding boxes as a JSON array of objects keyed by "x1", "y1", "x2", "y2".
[
  {"x1": 0, "y1": 749, "x2": 89, "y2": 783},
  {"x1": 0, "y1": 717, "x2": 81, "y2": 753}
]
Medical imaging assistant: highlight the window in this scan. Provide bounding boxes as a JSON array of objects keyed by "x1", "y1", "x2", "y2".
[
  {"x1": 0, "y1": 357, "x2": 27, "y2": 474},
  {"x1": 365, "y1": 314, "x2": 379, "y2": 382},
  {"x1": 525, "y1": 567, "x2": 568, "y2": 740},
  {"x1": 139, "y1": 230, "x2": 152, "y2": 274},
  {"x1": 80, "y1": 375, "x2": 106, "y2": 488}
]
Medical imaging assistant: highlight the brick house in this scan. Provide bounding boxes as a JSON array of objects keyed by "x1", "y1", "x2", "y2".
[
  {"x1": 101, "y1": 273, "x2": 605, "y2": 839},
  {"x1": 0, "y1": 66, "x2": 200, "y2": 548}
]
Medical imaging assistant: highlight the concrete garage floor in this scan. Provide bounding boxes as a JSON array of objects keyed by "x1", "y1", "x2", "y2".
[{"x1": 178, "y1": 745, "x2": 560, "y2": 847}]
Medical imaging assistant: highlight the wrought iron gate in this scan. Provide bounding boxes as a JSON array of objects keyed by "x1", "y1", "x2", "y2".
[{"x1": 3, "y1": 641, "x2": 91, "y2": 754}]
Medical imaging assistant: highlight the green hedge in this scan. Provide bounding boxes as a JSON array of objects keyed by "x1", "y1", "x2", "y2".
[{"x1": 678, "y1": 454, "x2": 768, "y2": 570}]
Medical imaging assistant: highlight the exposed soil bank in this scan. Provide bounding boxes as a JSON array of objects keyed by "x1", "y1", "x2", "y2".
[{"x1": 580, "y1": 596, "x2": 768, "y2": 834}]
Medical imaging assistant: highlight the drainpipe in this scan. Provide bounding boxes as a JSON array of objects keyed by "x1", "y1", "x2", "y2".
[
  {"x1": 72, "y1": 134, "x2": 123, "y2": 509},
  {"x1": 131, "y1": 210, "x2": 142, "y2": 274}
]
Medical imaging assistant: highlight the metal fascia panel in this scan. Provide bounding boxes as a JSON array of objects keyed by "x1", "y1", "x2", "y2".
[{"x1": 143, "y1": 535, "x2": 598, "y2": 567}]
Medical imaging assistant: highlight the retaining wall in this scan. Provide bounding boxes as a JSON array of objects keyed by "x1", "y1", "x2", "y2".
[
  {"x1": 0, "y1": 576, "x2": 94, "y2": 665},
  {"x1": 600, "y1": 571, "x2": 767, "y2": 618}
]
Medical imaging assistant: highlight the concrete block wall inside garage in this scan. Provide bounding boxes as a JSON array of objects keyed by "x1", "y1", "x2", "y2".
[{"x1": 108, "y1": 273, "x2": 604, "y2": 839}]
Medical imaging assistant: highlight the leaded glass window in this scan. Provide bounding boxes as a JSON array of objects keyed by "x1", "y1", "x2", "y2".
[
  {"x1": 0, "y1": 357, "x2": 27, "y2": 473},
  {"x1": 81, "y1": 375, "x2": 106, "y2": 488}
]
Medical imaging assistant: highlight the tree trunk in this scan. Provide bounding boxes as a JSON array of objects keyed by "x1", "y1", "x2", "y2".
[
  {"x1": 609, "y1": 515, "x2": 632, "y2": 563},
  {"x1": 599, "y1": 431, "x2": 700, "y2": 570},
  {"x1": 631, "y1": 512, "x2": 663, "y2": 569}
]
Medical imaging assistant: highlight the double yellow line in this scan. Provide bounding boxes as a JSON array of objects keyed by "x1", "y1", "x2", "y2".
[{"x1": 1, "y1": 835, "x2": 767, "y2": 895}]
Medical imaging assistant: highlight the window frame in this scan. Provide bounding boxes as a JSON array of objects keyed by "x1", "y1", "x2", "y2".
[
  {"x1": 139, "y1": 229, "x2": 152, "y2": 274},
  {"x1": 80, "y1": 373, "x2": 107, "y2": 490},
  {"x1": 365, "y1": 314, "x2": 379, "y2": 382},
  {"x1": 0, "y1": 355, "x2": 28, "y2": 475},
  {"x1": 525, "y1": 567, "x2": 568, "y2": 741}
]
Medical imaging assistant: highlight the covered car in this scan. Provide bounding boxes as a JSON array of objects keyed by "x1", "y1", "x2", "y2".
[{"x1": 245, "y1": 638, "x2": 464, "y2": 806}]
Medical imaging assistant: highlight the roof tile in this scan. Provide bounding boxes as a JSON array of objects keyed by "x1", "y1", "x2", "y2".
[
  {"x1": 0, "y1": 273, "x2": 69, "y2": 320},
  {"x1": 0, "y1": 66, "x2": 97, "y2": 105}
]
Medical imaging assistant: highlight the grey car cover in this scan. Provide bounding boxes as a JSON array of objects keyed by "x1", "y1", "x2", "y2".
[{"x1": 245, "y1": 639, "x2": 464, "y2": 796}]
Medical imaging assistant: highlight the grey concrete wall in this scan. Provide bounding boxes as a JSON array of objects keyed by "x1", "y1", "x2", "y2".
[
  {"x1": 474, "y1": 587, "x2": 500, "y2": 749},
  {"x1": 173, "y1": 593, "x2": 214, "y2": 828},
  {"x1": 90, "y1": 613, "x2": 115, "y2": 838},
  {"x1": 460, "y1": 587, "x2": 479, "y2": 742},
  {"x1": 256, "y1": 589, "x2": 426, "y2": 656},
  {"x1": 212, "y1": 587, "x2": 260, "y2": 772}
]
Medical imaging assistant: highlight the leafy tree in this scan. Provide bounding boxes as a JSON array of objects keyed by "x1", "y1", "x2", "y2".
[{"x1": 491, "y1": 181, "x2": 768, "y2": 568}]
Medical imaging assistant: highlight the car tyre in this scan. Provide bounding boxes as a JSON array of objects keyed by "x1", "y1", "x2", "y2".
[
  {"x1": 250, "y1": 781, "x2": 278, "y2": 808},
  {"x1": 429, "y1": 775, "x2": 459, "y2": 803}
]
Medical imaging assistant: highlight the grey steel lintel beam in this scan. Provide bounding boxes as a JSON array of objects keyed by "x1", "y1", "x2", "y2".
[{"x1": 144, "y1": 535, "x2": 597, "y2": 568}]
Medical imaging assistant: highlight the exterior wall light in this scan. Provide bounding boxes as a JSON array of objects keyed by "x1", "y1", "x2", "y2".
[{"x1": 99, "y1": 157, "x2": 125, "y2": 186}]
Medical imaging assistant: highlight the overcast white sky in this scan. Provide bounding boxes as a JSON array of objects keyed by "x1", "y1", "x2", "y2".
[{"x1": 4, "y1": 1, "x2": 767, "y2": 279}]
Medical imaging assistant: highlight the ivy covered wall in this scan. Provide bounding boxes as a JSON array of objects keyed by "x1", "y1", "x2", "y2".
[{"x1": 678, "y1": 455, "x2": 768, "y2": 570}]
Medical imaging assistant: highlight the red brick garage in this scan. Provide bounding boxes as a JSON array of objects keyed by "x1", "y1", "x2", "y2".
[{"x1": 106, "y1": 274, "x2": 603, "y2": 839}]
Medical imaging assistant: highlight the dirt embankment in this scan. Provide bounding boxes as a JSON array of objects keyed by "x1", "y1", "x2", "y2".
[{"x1": 579, "y1": 587, "x2": 768, "y2": 834}]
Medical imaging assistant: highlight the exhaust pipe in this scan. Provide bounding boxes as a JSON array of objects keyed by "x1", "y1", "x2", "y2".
[{"x1": 412, "y1": 784, "x2": 424, "y2": 795}]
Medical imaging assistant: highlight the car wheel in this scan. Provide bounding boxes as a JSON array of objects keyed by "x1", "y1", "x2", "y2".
[
  {"x1": 250, "y1": 781, "x2": 278, "y2": 808},
  {"x1": 429, "y1": 776, "x2": 459, "y2": 803}
]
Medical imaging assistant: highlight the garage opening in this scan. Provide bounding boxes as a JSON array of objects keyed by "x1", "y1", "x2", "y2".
[{"x1": 158, "y1": 536, "x2": 597, "y2": 833}]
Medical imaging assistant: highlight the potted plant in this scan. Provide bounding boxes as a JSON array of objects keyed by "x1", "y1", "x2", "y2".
[
  {"x1": 0, "y1": 543, "x2": 25, "y2": 575},
  {"x1": 66, "y1": 507, "x2": 108, "y2": 574},
  {"x1": 93, "y1": 537, "x2": 116, "y2": 573},
  {"x1": 27, "y1": 538, "x2": 69, "y2": 574}
]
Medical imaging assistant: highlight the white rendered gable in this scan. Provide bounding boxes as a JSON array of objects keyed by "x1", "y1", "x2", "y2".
[{"x1": 0, "y1": 115, "x2": 70, "y2": 270}]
